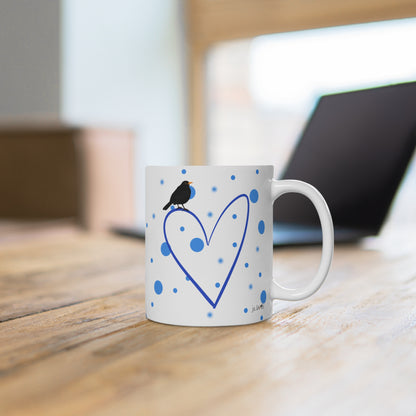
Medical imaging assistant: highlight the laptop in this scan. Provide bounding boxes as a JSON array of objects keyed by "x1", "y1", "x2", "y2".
[{"x1": 273, "y1": 81, "x2": 416, "y2": 246}]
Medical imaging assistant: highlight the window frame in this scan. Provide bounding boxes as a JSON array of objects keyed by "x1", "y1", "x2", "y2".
[{"x1": 185, "y1": 0, "x2": 416, "y2": 163}]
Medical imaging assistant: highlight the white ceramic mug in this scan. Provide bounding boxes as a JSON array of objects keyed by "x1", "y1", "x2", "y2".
[{"x1": 145, "y1": 166, "x2": 333, "y2": 326}]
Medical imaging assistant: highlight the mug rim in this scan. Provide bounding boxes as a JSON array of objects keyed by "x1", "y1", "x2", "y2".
[{"x1": 146, "y1": 164, "x2": 274, "y2": 169}]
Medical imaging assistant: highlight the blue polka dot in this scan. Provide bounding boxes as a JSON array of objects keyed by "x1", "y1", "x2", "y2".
[
  {"x1": 151, "y1": 302, "x2": 154, "y2": 307},
  {"x1": 173, "y1": 288, "x2": 178, "y2": 293},
  {"x1": 258, "y1": 220, "x2": 265, "y2": 234},
  {"x1": 160, "y1": 179, "x2": 164, "y2": 185},
  {"x1": 150, "y1": 258, "x2": 153, "y2": 263},
  {"x1": 232, "y1": 242, "x2": 237, "y2": 248},
  {"x1": 245, "y1": 263, "x2": 249, "y2": 268},
  {"x1": 215, "y1": 282, "x2": 220, "y2": 288},
  {"x1": 249, "y1": 189, "x2": 259, "y2": 203},
  {"x1": 218, "y1": 258, "x2": 223, "y2": 264},
  {"x1": 146, "y1": 223, "x2": 148, "y2": 228},
  {"x1": 249, "y1": 284, "x2": 253, "y2": 290},
  {"x1": 161, "y1": 242, "x2": 171, "y2": 256},
  {"x1": 259, "y1": 272, "x2": 262, "y2": 277},
  {"x1": 256, "y1": 246, "x2": 259, "y2": 252},
  {"x1": 181, "y1": 169, "x2": 186, "y2": 174},
  {"x1": 232, "y1": 214, "x2": 237, "y2": 219},
  {"x1": 256, "y1": 169, "x2": 259, "y2": 174},
  {"x1": 244, "y1": 308, "x2": 248, "y2": 313},
  {"x1": 152, "y1": 213, "x2": 155, "y2": 219},
  {"x1": 154, "y1": 280, "x2": 163, "y2": 295},
  {"x1": 189, "y1": 185, "x2": 196, "y2": 199},
  {"x1": 185, "y1": 275, "x2": 190, "y2": 281},
  {"x1": 170, "y1": 205, "x2": 175, "y2": 210},
  {"x1": 260, "y1": 315, "x2": 263, "y2": 320},
  {"x1": 212, "y1": 186, "x2": 217, "y2": 192},
  {"x1": 190, "y1": 237, "x2": 204, "y2": 252},
  {"x1": 207, "y1": 312, "x2": 213, "y2": 318},
  {"x1": 180, "y1": 226, "x2": 185, "y2": 232},
  {"x1": 231, "y1": 175, "x2": 236, "y2": 180},
  {"x1": 260, "y1": 290, "x2": 267, "y2": 303},
  {"x1": 208, "y1": 211, "x2": 213, "y2": 217}
]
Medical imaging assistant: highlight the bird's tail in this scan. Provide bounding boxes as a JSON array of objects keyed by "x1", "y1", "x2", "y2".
[{"x1": 163, "y1": 202, "x2": 171, "y2": 210}]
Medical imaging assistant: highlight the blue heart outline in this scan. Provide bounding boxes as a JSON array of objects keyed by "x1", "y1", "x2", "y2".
[{"x1": 163, "y1": 194, "x2": 250, "y2": 308}]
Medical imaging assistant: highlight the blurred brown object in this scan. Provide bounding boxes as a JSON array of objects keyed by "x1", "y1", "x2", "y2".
[{"x1": 0, "y1": 124, "x2": 135, "y2": 231}]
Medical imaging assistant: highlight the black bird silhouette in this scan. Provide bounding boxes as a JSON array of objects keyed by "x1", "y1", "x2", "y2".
[{"x1": 163, "y1": 181, "x2": 193, "y2": 210}]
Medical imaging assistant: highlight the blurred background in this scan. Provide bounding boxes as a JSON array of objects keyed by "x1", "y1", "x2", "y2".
[{"x1": 0, "y1": 0, "x2": 415, "y2": 235}]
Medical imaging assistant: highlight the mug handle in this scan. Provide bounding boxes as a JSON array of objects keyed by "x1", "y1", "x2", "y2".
[{"x1": 271, "y1": 179, "x2": 334, "y2": 301}]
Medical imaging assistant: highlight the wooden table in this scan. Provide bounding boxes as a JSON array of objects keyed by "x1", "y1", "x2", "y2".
[{"x1": 1, "y1": 222, "x2": 415, "y2": 415}]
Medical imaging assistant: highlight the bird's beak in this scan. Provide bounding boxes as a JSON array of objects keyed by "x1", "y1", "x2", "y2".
[{"x1": 188, "y1": 181, "x2": 193, "y2": 184}]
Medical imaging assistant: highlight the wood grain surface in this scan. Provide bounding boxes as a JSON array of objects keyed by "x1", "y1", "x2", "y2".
[{"x1": 0, "y1": 223, "x2": 415, "y2": 415}]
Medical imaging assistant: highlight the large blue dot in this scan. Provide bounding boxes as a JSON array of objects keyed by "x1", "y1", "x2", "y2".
[
  {"x1": 244, "y1": 308, "x2": 248, "y2": 313},
  {"x1": 250, "y1": 189, "x2": 259, "y2": 203},
  {"x1": 154, "y1": 280, "x2": 163, "y2": 295},
  {"x1": 161, "y1": 242, "x2": 171, "y2": 256},
  {"x1": 258, "y1": 220, "x2": 265, "y2": 235},
  {"x1": 181, "y1": 169, "x2": 187, "y2": 174},
  {"x1": 180, "y1": 226, "x2": 185, "y2": 232},
  {"x1": 260, "y1": 290, "x2": 267, "y2": 303},
  {"x1": 190, "y1": 237, "x2": 204, "y2": 252},
  {"x1": 212, "y1": 186, "x2": 217, "y2": 192},
  {"x1": 231, "y1": 175, "x2": 236, "y2": 180},
  {"x1": 189, "y1": 185, "x2": 196, "y2": 199}
]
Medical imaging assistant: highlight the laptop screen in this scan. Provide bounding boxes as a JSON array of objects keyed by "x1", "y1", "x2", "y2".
[{"x1": 274, "y1": 81, "x2": 416, "y2": 232}]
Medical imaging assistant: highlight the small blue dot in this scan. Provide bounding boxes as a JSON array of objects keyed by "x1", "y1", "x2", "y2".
[
  {"x1": 151, "y1": 302, "x2": 154, "y2": 307},
  {"x1": 258, "y1": 220, "x2": 265, "y2": 234},
  {"x1": 260, "y1": 315, "x2": 263, "y2": 320},
  {"x1": 212, "y1": 186, "x2": 217, "y2": 192},
  {"x1": 150, "y1": 258, "x2": 153, "y2": 263},
  {"x1": 208, "y1": 211, "x2": 213, "y2": 217},
  {"x1": 260, "y1": 290, "x2": 267, "y2": 303},
  {"x1": 244, "y1": 308, "x2": 248, "y2": 313},
  {"x1": 154, "y1": 280, "x2": 163, "y2": 295},
  {"x1": 189, "y1": 185, "x2": 196, "y2": 199},
  {"x1": 146, "y1": 223, "x2": 148, "y2": 228},
  {"x1": 256, "y1": 246, "x2": 259, "y2": 252},
  {"x1": 250, "y1": 189, "x2": 259, "y2": 203},
  {"x1": 190, "y1": 237, "x2": 204, "y2": 252},
  {"x1": 170, "y1": 205, "x2": 175, "y2": 210},
  {"x1": 173, "y1": 288, "x2": 178, "y2": 293},
  {"x1": 231, "y1": 175, "x2": 236, "y2": 180},
  {"x1": 207, "y1": 312, "x2": 213, "y2": 318},
  {"x1": 181, "y1": 169, "x2": 186, "y2": 174},
  {"x1": 249, "y1": 284, "x2": 253, "y2": 289},
  {"x1": 185, "y1": 275, "x2": 190, "y2": 281},
  {"x1": 256, "y1": 169, "x2": 259, "y2": 174},
  {"x1": 160, "y1": 179, "x2": 164, "y2": 185},
  {"x1": 180, "y1": 226, "x2": 185, "y2": 232},
  {"x1": 218, "y1": 258, "x2": 223, "y2": 264},
  {"x1": 152, "y1": 213, "x2": 155, "y2": 219},
  {"x1": 161, "y1": 242, "x2": 171, "y2": 256},
  {"x1": 232, "y1": 214, "x2": 237, "y2": 219},
  {"x1": 232, "y1": 242, "x2": 237, "y2": 247},
  {"x1": 215, "y1": 282, "x2": 220, "y2": 288},
  {"x1": 259, "y1": 272, "x2": 262, "y2": 277},
  {"x1": 245, "y1": 263, "x2": 249, "y2": 268}
]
